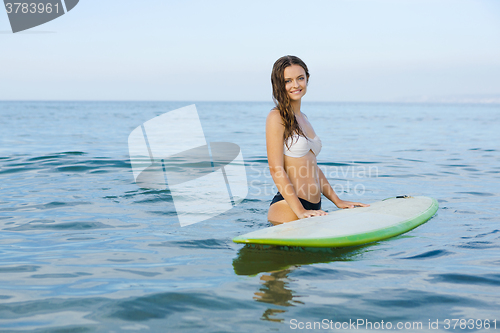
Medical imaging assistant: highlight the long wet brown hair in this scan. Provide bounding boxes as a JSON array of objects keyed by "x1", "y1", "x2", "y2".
[{"x1": 271, "y1": 55, "x2": 310, "y2": 149}]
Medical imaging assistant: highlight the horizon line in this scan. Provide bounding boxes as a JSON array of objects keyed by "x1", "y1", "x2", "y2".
[{"x1": 1, "y1": 99, "x2": 499, "y2": 105}]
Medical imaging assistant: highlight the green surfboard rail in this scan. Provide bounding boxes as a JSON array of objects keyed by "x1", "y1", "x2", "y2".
[{"x1": 233, "y1": 197, "x2": 439, "y2": 248}]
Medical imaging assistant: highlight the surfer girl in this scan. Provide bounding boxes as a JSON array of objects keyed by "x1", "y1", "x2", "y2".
[{"x1": 267, "y1": 55, "x2": 369, "y2": 225}]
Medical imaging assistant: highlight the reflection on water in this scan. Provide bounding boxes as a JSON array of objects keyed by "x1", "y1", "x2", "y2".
[
  {"x1": 255, "y1": 269, "x2": 298, "y2": 307},
  {"x1": 254, "y1": 269, "x2": 299, "y2": 322},
  {"x1": 232, "y1": 243, "x2": 373, "y2": 276},
  {"x1": 233, "y1": 244, "x2": 375, "y2": 323},
  {"x1": 261, "y1": 308, "x2": 287, "y2": 323}
]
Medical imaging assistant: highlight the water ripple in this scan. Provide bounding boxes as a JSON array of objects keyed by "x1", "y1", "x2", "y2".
[
  {"x1": 402, "y1": 249, "x2": 453, "y2": 260},
  {"x1": 428, "y1": 274, "x2": 500, "y2": 287},
  {"x1": 108, "y1": 292, "x2": 257, "y2": 322},
  {"x1": 5, "y1": 221, "x2": 115, "y2": 231},
  {"x1": 149, "y1": 239, "x2": 231, "y2": 249}
]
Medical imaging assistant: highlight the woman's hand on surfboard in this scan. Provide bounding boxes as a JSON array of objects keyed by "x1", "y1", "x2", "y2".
[
  {"x1": 335, "y1": 200, "x2": 370, "y2": 209},
  {"x1": 297, "y1": 209, "x2": 328, "y2": 219}
]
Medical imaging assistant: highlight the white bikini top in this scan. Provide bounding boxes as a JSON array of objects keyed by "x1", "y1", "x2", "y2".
[{"x1": 284, "y1": 134, "x2": 322, "y2": 158}]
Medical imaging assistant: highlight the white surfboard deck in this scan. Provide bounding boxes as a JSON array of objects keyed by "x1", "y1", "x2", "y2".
[{"x1": 233, "y1": 196, "x2": 438, "y2": 248}]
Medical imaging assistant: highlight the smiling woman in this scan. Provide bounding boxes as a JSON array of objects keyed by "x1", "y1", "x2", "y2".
[{"x1": 266, "y1": 55, "x2": 369, "y2": 225}]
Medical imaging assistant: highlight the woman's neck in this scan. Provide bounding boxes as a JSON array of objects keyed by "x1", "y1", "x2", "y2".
[{"x1": 291, "y1": 99, "x2": 302, "y2": 115}]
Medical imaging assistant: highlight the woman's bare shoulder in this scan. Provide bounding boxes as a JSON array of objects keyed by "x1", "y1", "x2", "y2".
[
  {"x1": 267, "y1": 108, "x2": 281, "y2": 122},
  {"x1": 266, "y1": 108, "x2": 284, "y2": 134}
]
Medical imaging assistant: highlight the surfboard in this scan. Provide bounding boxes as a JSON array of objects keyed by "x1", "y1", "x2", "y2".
[{"x1": 233, "y1": 196, "x2": 438, "y2": 248}]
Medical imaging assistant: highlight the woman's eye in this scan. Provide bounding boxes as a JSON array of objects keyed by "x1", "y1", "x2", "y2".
[{"x1": 298, "y1": 77, "x2": 304, "y2": 80}]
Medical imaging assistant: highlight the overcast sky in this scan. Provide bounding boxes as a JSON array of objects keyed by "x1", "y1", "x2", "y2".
[{"x1": 1, "y1": 0, "x2": 499, "y2": 102}]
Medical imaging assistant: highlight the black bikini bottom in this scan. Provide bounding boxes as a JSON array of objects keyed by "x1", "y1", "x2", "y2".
[{"x1": 270, "y1": 192, "x2": 321, "y2": 210}]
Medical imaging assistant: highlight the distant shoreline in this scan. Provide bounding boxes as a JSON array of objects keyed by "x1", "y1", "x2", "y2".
[{"x1": 0, "y1": 99, "x2": 499, "y2": 105}]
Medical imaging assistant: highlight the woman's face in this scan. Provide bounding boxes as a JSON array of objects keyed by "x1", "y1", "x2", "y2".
[{"x1": 284, "y1": 64, "x2": 307, "y2": 101}]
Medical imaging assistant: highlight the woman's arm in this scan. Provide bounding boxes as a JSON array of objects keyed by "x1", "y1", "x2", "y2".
[
  {"x1": 266, "y1": 110, "x2": 323, "y2": 218},
  {"x1": 266, "y1": 110, "x2": 305, "y2": 215},
  {"x1": 318, "y1": 167, "x2": 370, "y2": 209}
]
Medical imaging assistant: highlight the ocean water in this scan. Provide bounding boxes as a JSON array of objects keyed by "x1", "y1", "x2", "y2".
[{"x1": 0, "y1": 101, "x2": 499, "y2": 332}]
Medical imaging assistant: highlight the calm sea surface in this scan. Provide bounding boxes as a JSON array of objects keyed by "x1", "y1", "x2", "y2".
[{"x1": 0, "y1": 101, "x2": 499, "y2": 332}]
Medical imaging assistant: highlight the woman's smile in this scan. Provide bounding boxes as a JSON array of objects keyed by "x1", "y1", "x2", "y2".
[{"x1": 284, "y1": 64, "x2": 307, "y2": 100}]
